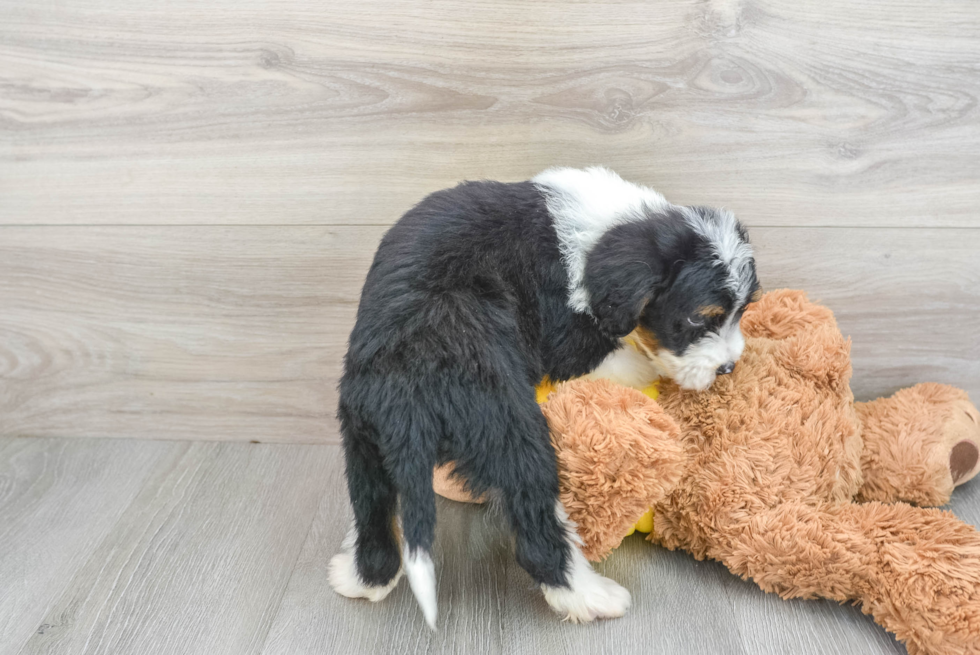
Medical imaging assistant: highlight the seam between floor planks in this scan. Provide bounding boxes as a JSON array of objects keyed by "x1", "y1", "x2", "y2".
[{"x1": 254, "y1": 471, "x2": 334, "y2": 655}]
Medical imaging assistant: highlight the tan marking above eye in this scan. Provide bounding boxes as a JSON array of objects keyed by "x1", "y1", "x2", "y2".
[
  {"x1": 749, "y1": 288, "x2": 764, "y2": 303},
  {"x1": 698, "y1": 304, "x2": 725, "y2": 317},
  {"x1": 629, "y1": 327, "x2": 661, "y2": 355}
]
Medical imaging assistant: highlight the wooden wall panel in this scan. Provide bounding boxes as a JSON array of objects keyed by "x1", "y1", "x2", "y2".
[
  {"x1": 1, "y1": 225, "x2": 976, "y2": 443},
  {"x1": 0, "y1": 226, "x2": 372, "y2": 442},
  {"x1": 1, "y1": 0, "x2": 977, "y2": 443},
  {"x1": 2, "y1": 0, "x2": 979, "y2": 227}
]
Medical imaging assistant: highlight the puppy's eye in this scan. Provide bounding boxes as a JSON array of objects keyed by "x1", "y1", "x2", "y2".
[{"x1": 686, "y1": 317, "x2": 705, "y2": 328}]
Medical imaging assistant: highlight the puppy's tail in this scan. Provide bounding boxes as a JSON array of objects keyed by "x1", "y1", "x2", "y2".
[
  {"x1": 397, "y1": 454, "x2": 439, "y2": 630},
  {"x1": 403, "y1": 542, "x2": 437, "y2": 629}
]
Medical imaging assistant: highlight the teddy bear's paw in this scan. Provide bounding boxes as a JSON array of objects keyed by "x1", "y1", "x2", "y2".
[
  {"x1": 542, "y1": 551, "x2": 631, "y2": 623},
  {"x1": 328, "y1": 551, "x2": 403, "y2": 602}
]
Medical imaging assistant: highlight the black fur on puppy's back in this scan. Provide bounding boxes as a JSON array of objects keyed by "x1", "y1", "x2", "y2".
[
  {"x1": 345, "y1": 181, "x2": 618, "y2": 387},
  {"x1": 339, "y1": 181, "x2": 618, "y2": 595}
]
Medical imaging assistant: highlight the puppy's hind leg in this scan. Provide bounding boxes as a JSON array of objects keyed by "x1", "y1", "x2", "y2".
[
  {"x1": 539, "y1": 503, "x2": 631, "y2": 623},
  {"x1": 329, "y1": 407, "x2": 403, "y2": 603},
  {"x1": 472, "y1": 396, "x2": 631, "y2": 623},
  {"x1": 329, "y1": 523, "x2": 402, "y2": 602}
]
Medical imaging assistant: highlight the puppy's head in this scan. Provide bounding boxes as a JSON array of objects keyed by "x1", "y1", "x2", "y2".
[{"x1": 584, "y1": 206, "x2": 761, "y2": 391}]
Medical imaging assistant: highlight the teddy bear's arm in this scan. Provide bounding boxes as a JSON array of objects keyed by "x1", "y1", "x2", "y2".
[
  {"x1": 434, "y1": 378, "x2": 689, "y2": 562},
  {"x1": 855, "y1": 383, "x2": 980, "y2": 506},
  {"x1": 544, "y1": 379, "x2": 688, "y2": 561}
]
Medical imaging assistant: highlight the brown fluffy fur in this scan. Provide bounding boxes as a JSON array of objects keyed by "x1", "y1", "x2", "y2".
[{"x1": 435, "y1": 290, "x2": 980, "y2": 654}]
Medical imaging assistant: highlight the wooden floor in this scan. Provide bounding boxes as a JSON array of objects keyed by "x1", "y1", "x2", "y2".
[{"x1": 5, "y1": 435, "x2": 980, "y2": 655}]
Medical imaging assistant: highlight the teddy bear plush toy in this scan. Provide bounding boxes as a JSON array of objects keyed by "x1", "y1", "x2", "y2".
[{"x1": 434, "y1": 290, "x2": 980, "y2": 655}]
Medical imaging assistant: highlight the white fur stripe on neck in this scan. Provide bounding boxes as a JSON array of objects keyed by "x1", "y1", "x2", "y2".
[{"x1": 533, "y1": 166, "x2": 671, "y2": 313}]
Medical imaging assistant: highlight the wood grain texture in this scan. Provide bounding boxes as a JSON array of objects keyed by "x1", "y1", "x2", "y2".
[
  {"x1": 16, "y1": 438, "x2": 979, "y2": 653},
  {"x1": 2, "y1": 225, "x2": 977, "y2": 443},
  {"x1": 15, "y1": 441, "x2": 333, "y2": 655},
  {"x1": 0, "y1": 438, "x2": 176, "y2": 653},
  {"x1": 753, "y1": 228, "x2": 980, "y2": 403},
  {"x1": 2, "y1": 0, "x2": 979, "y2": 226},
  {"x1": 0, "y1": 225, "x2": 374, "y2": 442}
]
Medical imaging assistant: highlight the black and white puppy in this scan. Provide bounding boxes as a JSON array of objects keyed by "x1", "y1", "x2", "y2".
[{"x1": 329, "y1": 167, "x2": 760, "y2": 627}]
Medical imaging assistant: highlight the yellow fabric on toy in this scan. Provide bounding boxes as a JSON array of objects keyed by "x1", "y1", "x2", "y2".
[
  {"x1": 535, "y1": 377, "x2": 558, "y2": 404},
  {"x1": 624, "y1": 508, "x2": 655, "y2": 536},
  {"x1": 641, "y1": 384, "x2": 660, "y2": 400}
]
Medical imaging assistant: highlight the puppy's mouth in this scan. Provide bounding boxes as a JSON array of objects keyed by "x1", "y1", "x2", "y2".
[{"x1": 626, "y1": 326, "x2": 743, "y2": 392}]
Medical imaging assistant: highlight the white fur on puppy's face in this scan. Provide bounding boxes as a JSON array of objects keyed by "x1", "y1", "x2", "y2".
[
  {"x1": 653, "y1": 316, "x2": 745, "y2": 391},
  {"x1": 629, "y1": 314, "x2": 746, "y2": 391}
]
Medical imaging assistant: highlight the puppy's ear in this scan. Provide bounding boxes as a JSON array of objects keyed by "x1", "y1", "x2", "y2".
[
  {"x1": 583, "y1": 234, "x2": 665, "y2": 339},
  {"x1": 591, "y1": 284, "x2": 655, "y2": 338}
]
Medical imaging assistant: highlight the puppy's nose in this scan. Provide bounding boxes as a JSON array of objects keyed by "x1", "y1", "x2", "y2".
[{"x1": 716, "y1": 362, "x2": 735, "y2": 376}]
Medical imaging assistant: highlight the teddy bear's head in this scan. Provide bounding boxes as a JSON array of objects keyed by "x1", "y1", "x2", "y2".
[{"x1": 548, "y1": 290, "x2": 866, "y2": 560}]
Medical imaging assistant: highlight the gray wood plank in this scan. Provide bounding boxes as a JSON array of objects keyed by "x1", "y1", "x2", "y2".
[
  {"x1": 2, "y1": 225, "x2": 978, "y2": 443},
  {"x1": 5, "y1": 438, "x2": 975, "y2": 654},
  {"x1": 752, "y1": 228, "x2": 980, "y2": 402},
  {"x1": 725, "y1": 572, "x2": 906, "y2": 655},
  {"x1": 17, "y1": 441, "x2": 333, "y2": 655},
  {"x1": 2, "y1": 0, "x2": 978, "y2": 227},
  {"x1": 495, "y1": 540, "x2": 750, "y2": 655},
  {"x1": 951, "y1": 469, "x2": 980, "y2": 532},
  {"x1": 0, "y1": 438, "x2": 176, "y2": 654}
]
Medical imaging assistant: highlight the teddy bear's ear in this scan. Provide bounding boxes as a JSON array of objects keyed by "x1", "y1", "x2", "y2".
[
  {"x1": 741, "y1": 288, "x2": 838, "y2": 341},
  {"x1": 542, "y1": 379, "x2": 688, "y2": 561}
]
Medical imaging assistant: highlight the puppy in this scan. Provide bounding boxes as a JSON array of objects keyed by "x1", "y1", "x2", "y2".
[{"x1": 329, "y1": 167, "x2": 760, "y2": 627}]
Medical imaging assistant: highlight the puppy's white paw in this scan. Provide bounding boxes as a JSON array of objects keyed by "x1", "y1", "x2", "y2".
[
  {"x1": 541, "y1": 501, "x2": 631, "y2": 622},
  {"x1": 328, "y1": 551, "x2": 402, "y2": 602},
  {"x1": 542, "y1": 563, "x2": 631, "y2": 623}
]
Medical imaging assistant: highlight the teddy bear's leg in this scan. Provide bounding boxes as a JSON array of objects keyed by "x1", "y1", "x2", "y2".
[
  {"x1": 432, "y1": 462, "x2": 486, "y2": 503},
  {"x1": 720, "y1": 500, "x2": 980, "y2": 654},
  {"x1": 855, "y1": 383, "x2": 980, "y2": 506}
]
